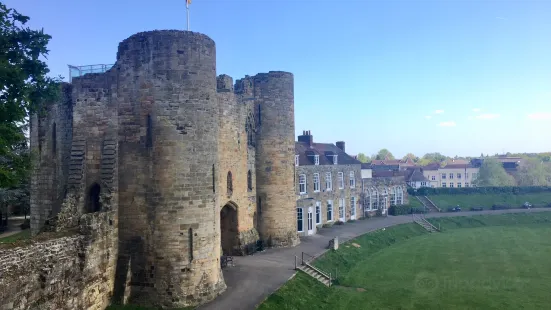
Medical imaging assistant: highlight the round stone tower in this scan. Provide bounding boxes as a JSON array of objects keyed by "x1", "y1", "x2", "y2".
[
  {"x1": 116, "y1": 31, "x2": 224, "y2": 308},
  {"x1": 253, "y1": 72, "x2": 300, "y2": 247}
]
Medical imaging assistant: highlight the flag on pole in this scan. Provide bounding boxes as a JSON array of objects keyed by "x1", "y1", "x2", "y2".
[{"x1": 187, "y1": 0, "x2": 192, "y2": 4}]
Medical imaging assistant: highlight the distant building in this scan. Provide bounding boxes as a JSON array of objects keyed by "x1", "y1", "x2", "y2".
[
  {"x1": 361, "y1": 166, "x2": 408, "y2": 216},
  {"x1": 369, "y1": 158, "x2": 416, "y2": 171},
  {"x1": 294, "y1": 131, "x2": 362, "y2": 236},
  {"x1": 471, "y1": 156, "x2": 523, "y2": 174},
  {"x1": 404, "y1": 167, "x2": 431, "y2": 189},
  {"x1": 422, "y1": 163, "x2": 479, "y2": 188}
]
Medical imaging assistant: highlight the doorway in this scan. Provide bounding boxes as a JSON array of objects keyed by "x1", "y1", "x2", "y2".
[
  {"x1": 220, "y1": 203, "x2": 238, "y2": 256},
  {"x1": 307, "y1": 207, "x2": 314, "y2": 235}
]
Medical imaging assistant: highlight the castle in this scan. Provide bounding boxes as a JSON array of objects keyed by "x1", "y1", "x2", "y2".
[{"x1": 24, "y1": 30, "x2": 299, "y2": 308}]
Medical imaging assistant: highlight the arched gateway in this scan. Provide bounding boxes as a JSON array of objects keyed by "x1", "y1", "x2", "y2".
[{"x1": 220, "y1": 202, "x2": 239, "y2": 255}]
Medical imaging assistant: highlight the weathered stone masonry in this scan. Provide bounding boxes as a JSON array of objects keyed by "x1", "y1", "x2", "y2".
[{"x1": 1, "y1": 30, "x2": 299, "y2": 310}]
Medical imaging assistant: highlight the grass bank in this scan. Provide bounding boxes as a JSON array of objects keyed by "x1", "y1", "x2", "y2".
[
  {"x1": 259, "y1": 212, "x2": 551, "y2": 310},
  {"x1": 428, "y1": 192, "x2": 551, "y2": 210}
]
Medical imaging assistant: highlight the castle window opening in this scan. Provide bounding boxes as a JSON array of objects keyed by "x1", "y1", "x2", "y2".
[
  {"x1": 188, "y1": 228, "x2": 194, "y2": 262},
  {"x1": 52, "y1": 122, "x2": 57, "y2": 155},
  {"x1": 146, "y1": 114, "x2": 153, "y2": 148},
  {"x1": 86, "y1": 183, "x2": 102, "y2": 213},
  {"x1": 227, "y1": 171, "x2": 233, "y2": 196},
  {"x1": 247, "y1": 170, "x2": 252, "y2": 191},
  {"x1": 212, "y1": 164, "x2": 216, "y2": 193}
]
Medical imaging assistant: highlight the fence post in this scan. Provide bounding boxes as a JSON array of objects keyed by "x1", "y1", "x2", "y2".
[
  {"x1": 295, "y1": 255, "x2": 297, "y2": 270},
  {"x1": 329, "y1": 272, "x2": 332, "y2": 287},
  {"x1": 301, "y1": 252, "x2": 304, "y2": 265}
]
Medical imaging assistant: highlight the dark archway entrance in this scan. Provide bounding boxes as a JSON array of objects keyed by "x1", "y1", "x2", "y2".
[
  {"x1": 220, "y1": 203, "x2": 238, "y2": 256},
  {"x1": 86, "y1": 183, "x2": 102, "y2": 213}
]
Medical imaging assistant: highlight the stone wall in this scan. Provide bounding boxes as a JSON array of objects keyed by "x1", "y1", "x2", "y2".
[
  {"x1": 295, "y1": 163, "x2": 363, "y2": 224},
  {"x1": 216, "y1": 74, "x2": 259, "y2": 255},
  {"x1": 251, "y1": 72, "x2": 299, "y2": 248},
  {"x1": 30, "y1": 83, "x2": 73, "y2": 234},
  {"x1": 0, "y1": 212, "x2": 117, "y2": 310},
  {"x1": 362, "y1": 176, "x2": 409, "y2": 215},
  {"x1": 114, "y1": 31, "x2": 224, "y2": 308}
]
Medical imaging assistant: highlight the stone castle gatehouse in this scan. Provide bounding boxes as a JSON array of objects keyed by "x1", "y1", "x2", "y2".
[{"x1": 27, "y1": 30, "x2": 299, "y2": 309}]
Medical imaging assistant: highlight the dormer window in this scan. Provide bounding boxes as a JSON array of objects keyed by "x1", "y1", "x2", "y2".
[
  {"x1": 295, "y1": 155, "x2": 299, "y2": 166},
  {"x1": 333, "y1": 155, "x2": 338, "y2": 165},
  {"x1": 314, "y1": 155, "x2": 319, "y2": 165}
]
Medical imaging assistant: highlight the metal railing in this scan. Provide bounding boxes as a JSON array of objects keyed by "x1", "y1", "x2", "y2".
[
  {"x1": 295, "y1": 252, "x2": 333, "y2": 286},
  {"x1": 68, "y1": 64, "x2": 114, "y2": 83}
]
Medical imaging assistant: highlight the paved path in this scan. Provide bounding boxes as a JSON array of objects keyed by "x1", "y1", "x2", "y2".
[{"x1": 199, "y1": 208, "x2": 550, "y2": 310}]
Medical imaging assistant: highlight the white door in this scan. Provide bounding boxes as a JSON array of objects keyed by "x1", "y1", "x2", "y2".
[
  {"x1": 307, "y1": 207, "x2": 314, "y2": 235},
  {"x1": 339, "y1": 198, "x2": 346, "y2": 222}
]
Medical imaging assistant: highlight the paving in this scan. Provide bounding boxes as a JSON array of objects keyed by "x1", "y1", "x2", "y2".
[{"x1": 199, "y1": 208, "x2": 550, "y2": 310}]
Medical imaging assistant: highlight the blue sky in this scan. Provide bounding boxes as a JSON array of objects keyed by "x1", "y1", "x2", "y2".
[{"x1": 7, "y1": 0, "x2": 551, "y2": 158}]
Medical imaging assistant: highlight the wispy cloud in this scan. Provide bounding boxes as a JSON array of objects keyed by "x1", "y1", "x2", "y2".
[
  {"x1": 496, "y1": 16, "x2": 506, "y2": 20},
  {"x1": 527, "y1": 112, "x2": 551, "y2": 120},
  {"x1": 467, "y1": 116, "x2": 474, "y2": 120},
  {"x1": 472, "y1": 108, "x2": 481, "y2": 112},
  {"x1": 438, "y1": 121, "x2": 456, "y2": 127},
  {"x1": 425, "y1": 115, "x2": 432, "y2": 120},
  {"x1": 434, "y1": 110, "x2": 444, "y2": 114},
  {"x1": 475, "y1": 113, "x2": 500, "y2": 120}
]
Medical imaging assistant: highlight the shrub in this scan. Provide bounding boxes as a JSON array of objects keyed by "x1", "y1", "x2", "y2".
[{"x1": 335, "y1": 221, "x2": 344, "y2": 225}]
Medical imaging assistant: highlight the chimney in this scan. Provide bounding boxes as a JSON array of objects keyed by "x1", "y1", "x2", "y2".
[
  {"x1": 336, "y1": 141, "x2": 345, "y2": 152},
  {"x1": 298, "y1": 130, "x2": 313, "y2": 146}
]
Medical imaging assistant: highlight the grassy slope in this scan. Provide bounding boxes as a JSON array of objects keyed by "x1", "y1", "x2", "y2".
[
  {"x1": 407, "y1": 197, "x2": 424, "y2": 208},
  {"x1": 428, "y1": 192, "x2": 551, "y2": 210},
  {"x1": 259, "y1": 212, "x2": 551, "y2": 310},
  {"x1": 0, "y1": 229, "x2": 31, "y2": 243}
]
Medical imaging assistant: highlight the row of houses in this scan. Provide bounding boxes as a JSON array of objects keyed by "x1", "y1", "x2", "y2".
[
  {"x1": 366, "y1": 156, "x2": 524, "y2": 189},
  {"x1": 294, "y1": 131, "x2": 408, "y2": 236}
]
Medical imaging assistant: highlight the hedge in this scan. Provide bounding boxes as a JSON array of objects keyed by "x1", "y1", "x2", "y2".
[
  {"x1": 407, "y1": 186, "x2": 551, "y2": 196},
  {"x1": 388, "y1": 205, "x2": 427, "y2": 216}
]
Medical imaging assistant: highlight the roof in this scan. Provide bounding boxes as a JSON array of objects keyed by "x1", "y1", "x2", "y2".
[
  {"x1": 370, "y1": 158, "x2": 415, "y2": 166},
  {"x1": 422, "y1": 163, "x2": 440, "y2": 171},
  {"x1": 372, "y1": 170, "x2": 407, "y2": 178},
  {"x1": 444, "y1": 159, "x2": 469, "y2": 165},
  {"x1": 406, "y1": 168, "x2": 429, "y2": 182},
  {"x1": 441, "y1": 163, "x2": 476, "y2": 169},
  {"x1": 295, "y1": 141, "x2": 362, "y2": 166}
]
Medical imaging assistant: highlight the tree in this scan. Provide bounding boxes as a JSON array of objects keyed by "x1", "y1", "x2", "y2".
[
  {"x1": 0, "y1": 3, "x2": 60, "y2": 189},
  {"x1": 375, "y1": 149, "x2": 394, "y2": 160},
  {"x1": 474, "y1": 158, "x2": 516, "y2": 187},
  {"x1": 403, "y1": 153, "x2": 419, "y2": 162},
  {"x1": 515, "y1": 158, "x2": 551, "y2": 186},
  {"x1": 417, "y1": 152, "x2": 447, "y2": 166},
  {"x1": 356, "y1": 153, "x2": 370, "y2": 163}
]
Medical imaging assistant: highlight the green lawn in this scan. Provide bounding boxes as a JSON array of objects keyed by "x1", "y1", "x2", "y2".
[
  {"x1": 259, "y1": 212, "x2": 551, "y2": 310},
  {"x1": 0, "y1": 229, "x2": 31, "y2": 243},
  {"x1": 407, "y1": 197, "x2": 424, "y2": 208},
  {"x1": 428, "y1": 192, "x2": 551, "y2": 210}
]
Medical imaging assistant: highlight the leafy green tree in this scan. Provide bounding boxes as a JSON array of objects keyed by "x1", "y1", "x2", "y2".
[
  {"x1": 375, "y1": 149, "x2": 394, "y2": 160},
  {"x1": 515, "y1": 158, "x2": 551, "y2": 186},
  {"x1": 356, "y1": 153, "x2": 370, "y2": 163},
  {"x1": 0, "y1": 3, "x2": 60, "y2": 188},
  {"x1": 474, "y1": 158, "x2": 516, "y2": 187},
  {"x1": 403, "y1": 153, "x2": 419, "y2": 162}
]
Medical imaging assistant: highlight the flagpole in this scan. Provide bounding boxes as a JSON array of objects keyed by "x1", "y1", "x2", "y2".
[{"x1": 186, "y1": 1, "x2": 190, "y2": 31}]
